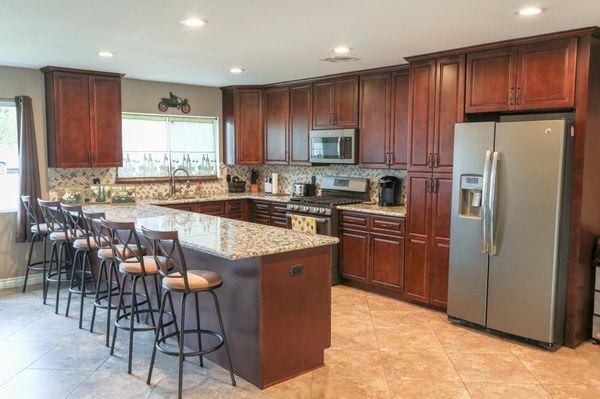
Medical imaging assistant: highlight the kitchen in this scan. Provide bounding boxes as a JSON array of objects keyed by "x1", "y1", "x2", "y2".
[{"x1": 1, "y1": 1, "x2": 600, "y2": 398}]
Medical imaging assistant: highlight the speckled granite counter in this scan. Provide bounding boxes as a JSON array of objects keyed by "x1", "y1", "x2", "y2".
[
  {"x1": 84, "y1": 202, "x2": 337, "y2": 260},
  {"x1": 145, "y1": 192, "x2": 292, "y2": 206},
  {"x1": 336, "y1": 202, "x2": 406, "y2": 217}
]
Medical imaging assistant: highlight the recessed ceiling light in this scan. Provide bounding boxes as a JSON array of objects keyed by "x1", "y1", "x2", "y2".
[
  {"x1": 229, "y1": 67, "x2": 244, "y2": 74},
  {"x1": 97, "y1": 51, "x2": 114, "y2": 57},
  {"x1": 518, "y1": 6, "x2": 543, "y2": 16},
  {"x1": 179, "y1": 18, "x2": 207, "y2": 27},
  {"x1": 334, "y1": 46, "x2": 351, "y2": 54}
]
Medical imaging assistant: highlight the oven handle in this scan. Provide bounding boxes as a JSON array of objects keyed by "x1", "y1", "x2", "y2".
[{"x1": 286, "y1": 213, "x2": 329, "y2": 224}]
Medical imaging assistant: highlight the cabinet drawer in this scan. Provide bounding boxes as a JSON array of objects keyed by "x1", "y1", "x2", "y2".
[
  {"x1": 194, "y1": 201, "x2": 226, "y2": 216},
  {"x1": 166, "y1": 203, "x2": 194, "y2": 212},
  {"x1": 227, "y1": 213, "x2": 244, "y2": 221},
  {"x1": 253, "y1": 214, "x2": 271, "y2": 225},
  {"x1": 253, "y1": 200, "x2": 271, "y2": 215},
  {"x1": 340, "y1": 212, "x2": 368, "y2": 229},
  {"x1": 271, "y1": 217, "x2": 288, "y2": 228},
  {"x1": 226, "y1": 200, "x2": 244, "y2": 213},
  {"x1": 371, "y1": 216, "x2": 405, "y2": 236},
  {"x1": 271, "y1": 203, "x2": 288, "y2": 217}
]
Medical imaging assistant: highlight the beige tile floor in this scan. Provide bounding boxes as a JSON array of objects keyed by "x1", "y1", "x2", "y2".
[{"x1": 1, "y1": 284, "x2": 600, "y2": 398}]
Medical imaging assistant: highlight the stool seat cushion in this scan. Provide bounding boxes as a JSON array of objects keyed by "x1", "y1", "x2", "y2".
[
  {"x1": 97, "y1": 244, "x2": 146, "y2": 259},
  {"x1": 49, "y1": 229, "x2": 86, "y2": 241},
  {"x1": 73, "y1": 238, "x2": 96, "y2": 250},
  {"x1": 162, "y1": 270, "x2": 222, "y2": 291},
  {"x1": 119, "y1": 256, "x2": 159, "y2": 275},
  {"x1": 30, "y1": 223, "x2": 60, "y2": 234}
]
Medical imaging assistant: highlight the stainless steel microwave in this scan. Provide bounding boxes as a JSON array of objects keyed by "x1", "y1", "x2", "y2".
[{"x1": 309, "y1": 129, "x2": 357, "y2": 164}]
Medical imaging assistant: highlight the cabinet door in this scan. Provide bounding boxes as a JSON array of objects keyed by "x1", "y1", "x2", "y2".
[
  {"x1": 289, "y1": 84, "x2": 312, "y2": 165},
  {"x1": 339, "y1": 228, "x2": 369, "y2": 281},
  {"x1": 264, "y1": 87, "x2": 289, "y2": 164},
  {"x1": 433, "y1": 56, "x2": 465, "y2": 173},
  {"x1": 370, "y1": 232, "x2": 404, "y2": 292},
  {"x1": 516, "y1": 38, "x2": 577, "y2": 110},
  {"x1": 89, "y1": 75, "x2": 122, "y2": 167},
  {"x1": 359, "y1": 72, "x2": 391, "y2": 168},
  {"x1": 50, "y1": 72, "x2": 91, "y2": 167},
  {"x1": 334, "y1": 76, "x2": 359, "y2": 128},
  {"x1": 404, "y1": 173, "x2": 431, "y2": 303},
  {"x1": 390, "y1": 69, "x2": 409, "y2": 169},
  {"x1": 312, "y1": 79, "x2": 335, "y2": 129},
  {"x1": 235, "y1": 89, "x2": 263, "y2": 164},
  {"x1": 429, "y1": 174, "x2": 452, "y2": 308},
  {"x1": 408, "y1": 60, "x2": 436, "y2": 172},
  {"x1": 466, "y1": 47, "x2": 518, "y2": 113}
]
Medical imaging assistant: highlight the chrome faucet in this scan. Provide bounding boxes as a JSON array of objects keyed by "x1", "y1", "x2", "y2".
[{"x1": 170, "y1": 166, "x2": 191, "y2": 197}]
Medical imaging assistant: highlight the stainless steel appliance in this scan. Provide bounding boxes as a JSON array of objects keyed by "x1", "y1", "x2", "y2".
[
  {"x1": 309, "y1": 129, "x2": 357, "y2": 164},
  {"x1": 377, "y1": 176, "x2": 402, "y2": 206},
  {"x1": 287, "y1": 176, "x2": 370, "y2": 284},
  {"x1": 448, "y1": 119, "x2": 573, "y2": 348},
  {"x1": 292, "y1": 182, "x2": 316, "y2": 197}
]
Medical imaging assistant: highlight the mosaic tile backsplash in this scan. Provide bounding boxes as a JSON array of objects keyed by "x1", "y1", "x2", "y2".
[{"x1": 48, "y1": 164, "x2": 406, "y2": 204}]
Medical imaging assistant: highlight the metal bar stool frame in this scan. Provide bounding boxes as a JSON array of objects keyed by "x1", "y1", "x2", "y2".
[
  {"x1": 37, "y1": 199, "x2": 72, "y2": 314},
  {"x1": 143, "y1": 227, "x2": 235, "y2": 399},
  {"x1": 102, "y1": 218, "x2": 172, "y2": 374},
  {"x1": 20, "y1": 195, "x2": 48, "y2": 293}
]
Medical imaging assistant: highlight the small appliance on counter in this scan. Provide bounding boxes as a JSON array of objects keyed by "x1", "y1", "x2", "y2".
[
  {"x1": 226, "y1": 174, "x2": 246, "y2": 193},
  {"x1": 292, "y1": 182, "x2": 317, "y2": 197},
  {"x1": 264, "y1": 176, "x2": 272, "y2": 193},
  {"x1": 377, "y1": 176, "x2": 402, "y2": 206}
]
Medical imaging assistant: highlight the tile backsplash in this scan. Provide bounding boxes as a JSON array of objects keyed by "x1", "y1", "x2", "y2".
[{"x1": 48, "y1": 164, "x2": 406, "y2": 204}]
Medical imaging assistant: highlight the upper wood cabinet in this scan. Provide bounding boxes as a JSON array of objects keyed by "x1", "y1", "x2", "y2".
[
  {"x1": 312, "y1": 76, "x2": 358, "y2": 129},
  {"x1": 42, "y1": 67, "x2": 123, "y2": 168},
  {"x1": 358, "y1": 68, "x2": 409, "y2": 169},
  {"x1": 466, "y1": 38, "x2": 577, "y2": 112},
  {"x1": 223, "y1": 87, "x2": 264, "y2": 165},
  {"x1": 408, "y1": 56, "x2": 464, "y2": 173},
  {"x1": 264, "y1": 87, "x2": 289, "y2": 164},
  {"x1": 288, "y1": 84, "x2": 312, "y2": 165}
]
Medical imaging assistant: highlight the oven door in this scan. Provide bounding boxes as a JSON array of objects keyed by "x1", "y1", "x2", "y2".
[
  {"x1": 309, "y1": 130, "x2": 356, "y2": 164},
  {"x1": 286, "y1": 212, "x2": 333, "y2": 236}
]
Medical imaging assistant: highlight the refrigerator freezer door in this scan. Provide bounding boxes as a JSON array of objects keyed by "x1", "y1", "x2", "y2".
[
  {"x1": 486, "y1": 120, "x2": 568, "y2": 344},
  {"x1": 448, "y1": 122, "x2": 495, "y2": 325}
]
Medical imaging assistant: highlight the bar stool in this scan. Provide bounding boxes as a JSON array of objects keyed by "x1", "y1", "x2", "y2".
[
  {"x1": 62, "y1": 204, "x2": 97, "y2": 328},
  {"x1": 20, "y1": 195, "x2": 48, "y2": 293},
  {"x1": 143, "y1": 227, "x2": 235, "y2": 399},
  {"x1": 102, "y1": 218, "x2": 166, "y2": 374},
  {"x1": 85, "y1": 210, "x2": 122, "y2": 346},
  {"x1": 37, "y1": 199, "x2": 73, "y2": 314}
]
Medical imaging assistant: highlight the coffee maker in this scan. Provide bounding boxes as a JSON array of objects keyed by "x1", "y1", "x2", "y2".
[{"x1": 377, "y1": 176, "x2": 402, "y2": 206}]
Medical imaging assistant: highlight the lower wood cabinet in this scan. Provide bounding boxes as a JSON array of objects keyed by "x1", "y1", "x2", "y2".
[
  {"x1": 249, "y1": 200, "x2": 289, "y2": 227},
  {"x1": 339, "y1": 211, "x2": 405, "y2": 293},
  {"x1": 161, "y1": 200, "x2": 247, "y2": 220}
]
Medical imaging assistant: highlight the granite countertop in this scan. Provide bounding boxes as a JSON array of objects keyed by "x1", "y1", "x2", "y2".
[
  {"x1": 336, "y1": 202, "x2": 406, "y2": 218},
  {"x1": 83, "y1": 203, "x2": 338, "y2": 261},
  {"x1": 145, "y1": 192, "x2": 292, "y2": 206}
]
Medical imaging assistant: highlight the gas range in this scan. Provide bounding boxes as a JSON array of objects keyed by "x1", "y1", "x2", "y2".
[{"x1": 287, "y1": 196, "x2": 364, "y2": 216}]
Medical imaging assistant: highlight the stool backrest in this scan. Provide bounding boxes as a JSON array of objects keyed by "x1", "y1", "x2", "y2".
[
  {"x1": 21, "y1": 195, "x2": 41, "y2": 233},
  {"x1": 141, "y1": 227, "x2": 189, "y2": 291},
  {"x1": 37, "y1": 199, "x2": 67, "y2": 236},
  {"x1": 61, "y1": 203, "x2": 85, "y2": 241},
  {"x1": 101, "y1": 218, "x2": 147, "y2": 274},
  {"x1": 82, "y1": 209, "x2": 110, "y2": 249}
]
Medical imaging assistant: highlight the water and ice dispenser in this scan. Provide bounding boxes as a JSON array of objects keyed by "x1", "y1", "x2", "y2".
[{"x1": 459, "y1": 175, "x2": 484, "y2": 218}]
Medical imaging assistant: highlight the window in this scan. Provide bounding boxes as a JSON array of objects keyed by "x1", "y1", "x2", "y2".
[
  {"x1": 0, "y1": 99, "x2": 19, "y2": 212},
  {"x1": 117, "y1": 113, "x2": 219, "y2": 180}
]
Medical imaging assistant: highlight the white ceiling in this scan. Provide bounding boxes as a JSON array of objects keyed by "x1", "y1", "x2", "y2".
[{"x1": 1, "y1": 0, "x2": 599, "y2": 87}]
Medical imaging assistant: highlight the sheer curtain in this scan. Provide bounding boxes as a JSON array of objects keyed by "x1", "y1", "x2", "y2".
[{"x1": 14, "y1": 96, "x2": 41, "y2": 243}]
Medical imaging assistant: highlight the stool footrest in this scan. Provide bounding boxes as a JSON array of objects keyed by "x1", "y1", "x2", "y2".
[
  {"x1": 114, "y1": 308, "x2": 175, "y2": 332},
  {"x1": 155, "y1": 329, "x2": 224, "y2": 358}
]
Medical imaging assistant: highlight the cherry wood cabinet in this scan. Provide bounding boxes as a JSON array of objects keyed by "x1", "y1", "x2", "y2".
[
  {"x1": 312, "y1": 76, "x2": 358, "y2": 129},
  {"x1": 359, "y1": 68, "x2": 409, "y2": 169},
  {"x1": 408, "y1": 56, "x2": 464, "y2": 173},
  {"x1": 288, "y1": 84, "x2": 312, "y2": 165},
  {"x1": 466, "y1": 38, "x2": 577, "y2": 113},
  {"x1": 161, "y1": 200, "x2": 248, "y2": 220},
  {"x1": 264, "y1": 87, "x2": 289, "y2": 164},
  {"x1": 223, "y1": 87, "x2": 264, "y2": 165},
  {"x1": 42, "y1": 67, "x2": 123, "y2": 168},
  {"x1": 339, "y1": 211, "x2": 405, "y2": 292},
  {"x1": 405, "y1": 172, "x2": 452, "y2": 308}
]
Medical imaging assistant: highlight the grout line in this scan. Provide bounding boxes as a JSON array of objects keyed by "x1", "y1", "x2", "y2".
[{"x1": 364, "y1": 290, "x2": 394, "y2": 399}]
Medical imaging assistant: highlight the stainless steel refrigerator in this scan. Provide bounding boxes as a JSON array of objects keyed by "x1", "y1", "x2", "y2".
[{"x1": 447, "y1": 119, "x2": 573, "y2": 348}]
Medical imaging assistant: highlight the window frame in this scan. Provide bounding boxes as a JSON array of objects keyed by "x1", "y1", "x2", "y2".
[
  {"x1": 116, "y1": 112, "x2": 220, "y2": 184},
  {"x1": 0, "y1": 98, "x2": 19, "y2": 214}
]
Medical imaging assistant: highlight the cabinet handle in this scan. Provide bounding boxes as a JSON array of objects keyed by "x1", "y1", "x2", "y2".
[
  {"x1": 332, "y1": 113, "x2": 338, "y2": 125},
  {"x1": 87, "y1": 151, "x2": 92, "y2": 165},
  {"x1": 508, "y1": 88, "x2": 514, "y2": 106},
  {"x1": 516, "y1": 87, "x2": 521, "y2": 105},
  {"x1": 434, "y1": 153, "x2": 439, "y2": 168},
  {"x1": 432, "y1": 178, "x2": 438, "y2": 193},
  {"x1": 427, "y1": 153, "x2": 434, "y2": 169}
]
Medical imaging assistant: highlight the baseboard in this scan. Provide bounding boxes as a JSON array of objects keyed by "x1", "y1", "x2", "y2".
[{"x1": 0, "y1": 273, "x2": 44, "y2": 290}]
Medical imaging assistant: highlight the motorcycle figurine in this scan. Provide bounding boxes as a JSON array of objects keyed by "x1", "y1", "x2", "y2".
[{"x1": 158, "y1": 92, "x2": 191, "y2": 114}]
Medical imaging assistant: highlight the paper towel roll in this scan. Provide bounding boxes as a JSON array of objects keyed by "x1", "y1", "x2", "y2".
[{"x1": 272, "y1": 173, "x2": 279, "y2": 195}]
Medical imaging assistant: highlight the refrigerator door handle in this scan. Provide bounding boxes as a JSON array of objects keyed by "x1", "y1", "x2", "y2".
[
  {"x1": 481, "y1": 150, "x2": 492, "y2": 254},
  {"x1": 488, "y1": 151, "x2": 499, "y2": 256}
]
